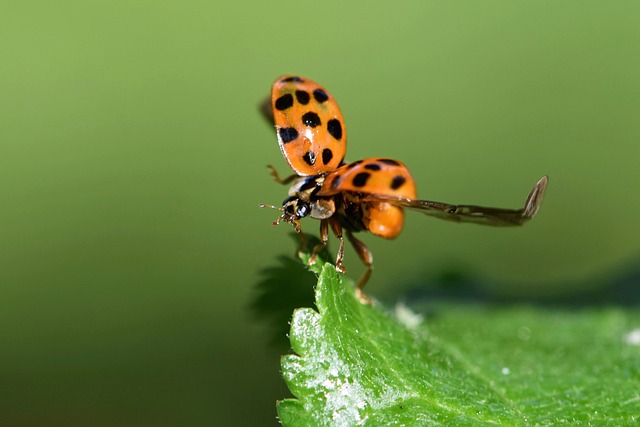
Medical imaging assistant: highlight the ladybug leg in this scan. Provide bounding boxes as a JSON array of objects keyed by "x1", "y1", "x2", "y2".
[
  {"x1": 308, "y1": 219, "x2": 329, "y2": 267},
  {"x1": 329, "y1": 218, "x2": 346, "y2": 274},
  {"x1": 294, "y1": 225, "x2": 308, "y2": 257},
  {"x1": 267, "y1": 165, "x2": 297, "y2": 185},
  {"x1": 346, "y1": 230, "x2": 374, "y2": 305}
]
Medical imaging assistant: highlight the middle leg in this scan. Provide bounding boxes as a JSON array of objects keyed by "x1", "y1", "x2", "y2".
[
  {"x1": 308, "y1": 219, "x2": 329, "y2": 267},
  {"x1": 328, "y1": 218, "x2": 346, "y2": 273}
]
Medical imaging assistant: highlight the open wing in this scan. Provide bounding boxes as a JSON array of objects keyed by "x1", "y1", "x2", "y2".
[{"x1": 361, "y1": 176, "x2": 548, "y2": 226}]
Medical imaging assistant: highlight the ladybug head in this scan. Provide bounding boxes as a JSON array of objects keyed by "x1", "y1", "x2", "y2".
[
  {"x1": 259, "y1": 196, "x2": 310, "y2": 232},
  {"x1": 281, "y1": 196, "x2": 310, "y2": 220}
]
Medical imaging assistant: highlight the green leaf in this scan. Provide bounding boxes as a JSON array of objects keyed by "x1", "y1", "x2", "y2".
[{"x1": 277, "y1": 261, "x2": 640, "y2": 426}]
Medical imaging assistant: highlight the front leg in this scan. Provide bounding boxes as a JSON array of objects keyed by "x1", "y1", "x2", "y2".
[{"x1": 294, "y1": 222, "x2": 308, "y2": 257}]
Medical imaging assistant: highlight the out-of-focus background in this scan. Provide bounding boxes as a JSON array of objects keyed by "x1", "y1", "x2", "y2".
[{"x1": 1, "y1": 1, "x2": 639, "y2": 425}]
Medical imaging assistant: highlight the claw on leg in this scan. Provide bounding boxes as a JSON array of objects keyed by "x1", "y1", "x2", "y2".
[{"x1": 354, "y1": 288, "x2": 372, "y2": 306}]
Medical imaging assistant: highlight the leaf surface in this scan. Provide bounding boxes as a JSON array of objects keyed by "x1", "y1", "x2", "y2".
[{"x1": 277, "y1": 262, "x2": 640, "y2": 426}]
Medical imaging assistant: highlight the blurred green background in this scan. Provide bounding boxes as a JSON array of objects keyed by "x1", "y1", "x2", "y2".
[{"x1": 1, "y1": 1, "x2": 639, "y2": 425}]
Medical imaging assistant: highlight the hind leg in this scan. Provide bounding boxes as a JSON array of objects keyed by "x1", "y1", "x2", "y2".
[{"x1": 346, "y1": 230, "x2": 374, "y2": 304}]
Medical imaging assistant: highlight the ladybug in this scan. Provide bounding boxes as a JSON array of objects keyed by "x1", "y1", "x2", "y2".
[{"x1": 261, "y1": 75, "x2": 547, "y2": 303}]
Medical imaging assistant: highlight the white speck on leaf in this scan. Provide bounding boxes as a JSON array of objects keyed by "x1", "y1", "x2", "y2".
[
  {"x1": 623, "y1": 329, "x2": 640, "y2": 345},
  {"x1": 395, "y1": 301, "x2": 424, "y2": 329}
]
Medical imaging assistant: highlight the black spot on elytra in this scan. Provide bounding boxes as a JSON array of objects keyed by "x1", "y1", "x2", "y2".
[
  {"x1": 274, "y1": 94, "x2": 293, "y2": 111},
  {"x1": 364, "y1": 163, "x2": 381, "y2": 171},
  {"x1": 352, "y1": 172, "x2": 371, "y2": 187},
  {"x1": 281, "y1": 76, "x2": 303, "y2": 83},
  {"x1": 322, "y1": 148, "x2": 333, "y2": 165},
  {"x1": 295, "y1": 90, "x2": 310, "y2": 105},
  {"x1": 302, "y1": 112, "x2": 321, "y2": 127},
  {"x1": 391, "y1": 175, "x2": 406, "y2": 190},
  {"x1": 279, "y1": 127, "x2": 299, "y2": 143},
  {"x1": 313, "y1": 89, "x2": 329, "y2": 103},
  {"x1": 378, "y1": 158, "x2": 400, "y2": 166},
  {"x1": 331, "y1": 175, "x2": 342, "y2": 189},
  {"x1": 303, "y1": 151, "x2": 316, "y2": 166},
  {"x1": 327, "y1": 119, "x2": 342, "y2": 140},
  {"x1": 346, "y1": 160, "x2": 363, "y2": 169}
]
